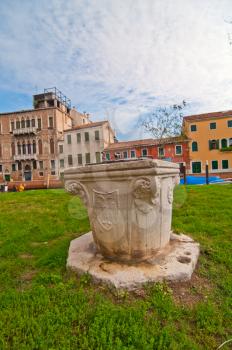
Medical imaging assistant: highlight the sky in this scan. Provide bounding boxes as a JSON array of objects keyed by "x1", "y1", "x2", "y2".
[{"x1": 1, "y1": 0, "x2": 232, "y2": 140}]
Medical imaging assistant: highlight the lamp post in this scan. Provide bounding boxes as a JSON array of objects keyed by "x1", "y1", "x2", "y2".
[
  {"x1": 183, "y1": 162, "x2": 187, "y2": 185},
  {"x1": 206, "y1": 160, "x2": 209, "y2": 185}
]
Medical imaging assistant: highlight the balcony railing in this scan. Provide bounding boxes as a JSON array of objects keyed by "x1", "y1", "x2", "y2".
[
  {"x1": 13, "y1": 154, "x2": 37, "y2": 161},
  {"x1": 13, "y1": 127, "x2": 37, "y2": 135}
]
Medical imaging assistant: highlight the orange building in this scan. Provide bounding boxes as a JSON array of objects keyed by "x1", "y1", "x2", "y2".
[{"x1": 183, "y1": 111, "x2": 232, "y2": 177}]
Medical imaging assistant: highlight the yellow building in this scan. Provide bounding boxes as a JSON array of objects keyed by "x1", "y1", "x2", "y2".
[{"x1": 183, "y1": 111, "x2": 232, "y2": 177}]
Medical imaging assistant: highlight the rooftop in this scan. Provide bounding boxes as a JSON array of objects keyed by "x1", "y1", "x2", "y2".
[
  {"x1": 65, "y1": 120, "x2": 108, "y2": 132},
  {"x1": 184, "y1": 110, "x2": 232, "y2": 122},
  {"x1": 104, "y1": 136, "x2": 188, "y2": 151}
]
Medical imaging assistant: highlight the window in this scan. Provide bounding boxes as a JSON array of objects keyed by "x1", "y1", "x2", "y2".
[
  {"x1": 21, "y1": 118, "x2": 25, "y2": 128},
  {"x1": 37, "y1": 118, "x2": 41, "y2": 130},
  {"x1": 11, "y1": 121, "x2": 14, "y2": 131},
  {"x1": 95, "y1": 130, "x2": 100, "y2": 141},
  {"x1": 210, "y1": 122, "x2": 216, "y2": 129},
  {"x1": 106, "y1": 152, "x2": 110, "y2": 161},
  {"x1": 27, "y1": 142, "x2": 31, "y2": 154},
  {"x1": 0, "y1": 165, "x2": 2, "y2": 172},
  {"x1": 51, "y1": 160, "x2": 55, "y2": 169},
  {"x1": 31, "y1": 119, "x2": 35, "y2": 127},
  {"x1": 229, "y1": 138, "x2": 232, "y2": 146},
  {"x1": 77, "y1": 133, "x2": 81, "y2": 143},
  {"x1": 158, "y1": 147, "x2": 164, "y2": 157},
  {"x1": 26, "y1": 119, "x2": 30, "y2": 128},
  {"x1": 67, "y1": 134, "x2": 72, "y2": 144},
  {"x1": 60, "y1": 159, "x2": 64, "y2": 168},
  {"x1": 50, "y1": 139, "x2": 54, "y2": 154},
  {"x1": 227, "y1": 120, "x2": 232, "y2": 128},
  {"x1": 18, "y1": 162, "x2": 22, "y2": 171},
  {"x1": 85, "y1": 132, "x2": 89, "y2": 142},
  {"x1": 209, "y1": 139, "x2": 219, "y2": 150},
  {"x1": 221, "y1": 139, "x2": 228, "y2": 148},
  {"x1": 190, "y1": 124, "x2": 197, "y2": 132},
  {"x1": 48, "y1": 116, "x2": 53, "y2": 128},
  {"x1": 17, "y1": 142, "x2": 21, "y2": 155},
  {"x1": 96, "y1": 152, "x2": 101, "y2": 163},
  {"x1": 175, "y1": 145, "x2": 182, "y2": 155},
  {"x1": 11, "y1": 143, "x2": 15, "y2": 156},
  {"x1": 142, "y1": 149, "x2": 147, "y2": 157},
  {"x1": 130, "y1": 150, "x2": 136, "y2": 158},
  {"x1": 68, "y1": 155, "x2": 73, "y2": 166},
  {"x1": 12, "y1": 164, "x2": 16, "y2": 172},
  {"x1": 192, "y1": 141, "x2": 198, "y2": 152},
  {"x1": 39, "y1": 161, "x2": 43, "y2": 170},
  {"x1": 123, "y1": 151, "x2": 128, "y2": 159},
  {"x1": 22, "y1": 143, "x2": 26, "y2": 155},
  {"x1": 222, "y1": 160, "x2": 229, "y2": 169},
  {"x1": 192, "y1": 161, "x2": 201, "y2": 173},
  {"x1": 16, "y1": 120, "x2": 20, "y2": 129},
  {"x1": 78, "y1": 154, "x2": 83, "y2": 165},
  {"x1": 38, "y1": 139, "x2": 43, "y2": 154},
  {"x1": 85, "y1": 153, "x2": 90, "y2": 164},
  {"x1": 212, "y1": 160, "x2": 218, "y2": 170},
  {"x1": 39, "y1": 172, "x2": 44, "y2": 177},
  {"x1": 33, "y1": 160, "x2": 37, "y2": 169},
  {"x1": 33, "y1": 140, "x2": 36, "y2": 154},
  {"x1": 59, "y1": 145, "x2": 63, "y2": 153}
]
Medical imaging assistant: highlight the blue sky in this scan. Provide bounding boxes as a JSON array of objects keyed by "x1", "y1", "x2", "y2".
[{"x1": 1, "y1": 0, "x2": 232, "y2": 140}]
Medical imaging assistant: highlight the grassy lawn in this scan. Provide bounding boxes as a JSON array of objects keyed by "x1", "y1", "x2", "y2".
[{"x1": 0, "y1": 186, "x2": 231, "y2": 349}]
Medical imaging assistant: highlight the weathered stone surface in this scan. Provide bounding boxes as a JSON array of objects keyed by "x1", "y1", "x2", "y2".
[
  {"x1": 64, "y1": 159, "x2": 180, "y2": 262},
  {"x1": 67, "y1": 232, "x2": 200, "y2": 290}
]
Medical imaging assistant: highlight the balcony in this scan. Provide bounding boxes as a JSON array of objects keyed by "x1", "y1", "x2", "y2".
[
  {"x1": 14, "y1": 154, "x2": 37, "y2": 161},
  {"x1": 13, "y1": 127, "x2": 37, "y2": 136}
]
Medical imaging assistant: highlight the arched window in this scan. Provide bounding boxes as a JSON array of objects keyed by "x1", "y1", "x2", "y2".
[
  {"x1": 27, "y1": 142, "x2": 31, "y2": 154},
  {"x1": 211, "y1": 140, "x2": 217, "y2": 150},
  {"x1": 38, "y1": 139, "x2": 43, "y2": 155},
  {"x1": 221, "y1": 139, "x2": 227, "y2": 148},
  {"x1": 192, "y1": 141, "x2": 198, "y2": 152},
  {"x1": 17, "y1": 142, "x2": 21, "y2": 155},
  {"x1": 11, "y1": 142, "x2": 15, "y2": 156},
  {"x1": 16, "y1": 120, "x2": 20, "y2": 129},
  {"x1": 22, "y1": 142, "x2": 26, "y2": 154},
  {"x1": 26, "y1": 118, "x2": 30, "y2": 128},
  {"x1": 32, "y1": 140, "x2": 36, "y2": 154},
  {"x1": 21, "y1": 118, "x2": 25, "y2": 129},
  {"x1": 50, "y1": 139, "x2": 54, "y2": 154}
]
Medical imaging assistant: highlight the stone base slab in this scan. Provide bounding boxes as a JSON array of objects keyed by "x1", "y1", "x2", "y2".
[{"x1": 67, "y1": 232, "x2": 200, "y2": 290}]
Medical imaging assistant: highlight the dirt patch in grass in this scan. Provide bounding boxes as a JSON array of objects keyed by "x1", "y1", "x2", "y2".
[
  {"x1": 19, "y1": 253, "x2": 34, "y2": 259},
  {"x1": 30, "y1": 241, "x2": 48, "y2": 247},
  {"x1": 20, "y1": 270, "x2": 38, "y2": 282},
  {"x1": 169, "y1": 270, "x2": 212, "y2": 307}
]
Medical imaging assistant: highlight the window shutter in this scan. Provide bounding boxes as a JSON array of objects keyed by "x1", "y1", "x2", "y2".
[
  {"x1": 209, "y1": 140, "x2": 212, "y2": 150},
  {"x1": 216, "y1": 140, "x2": 219, "y2": 149}
]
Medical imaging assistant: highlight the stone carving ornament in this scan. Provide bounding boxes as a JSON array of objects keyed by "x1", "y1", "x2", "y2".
[
  {"x1": 132, "y1": 177, "x2": 160, "y2": 214},
  {"x1": 65, "y1": 181, "x2": 89, "y2": 206}
]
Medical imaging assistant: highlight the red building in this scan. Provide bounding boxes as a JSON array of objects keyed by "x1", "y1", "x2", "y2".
[{"x1": 103, "y1": 136, "x2": 190, "y2": 169}]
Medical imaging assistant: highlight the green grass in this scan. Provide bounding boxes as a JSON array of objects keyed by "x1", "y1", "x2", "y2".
[{"x1": 0, "y1": 186, "x2": 231, "y2": 349}]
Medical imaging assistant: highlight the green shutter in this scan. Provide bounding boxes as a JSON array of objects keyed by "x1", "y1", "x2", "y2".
[
  {"x1": 216, "y1": 140, "x2": 219, "y2": 149},
  {"x1": 209, "y1": 140, "x2": 212, "y2": 150}
]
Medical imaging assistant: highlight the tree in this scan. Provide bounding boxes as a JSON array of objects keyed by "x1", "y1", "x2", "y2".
[{"x1": 140, "y1": 100, "x2": 187, "y2": 142}]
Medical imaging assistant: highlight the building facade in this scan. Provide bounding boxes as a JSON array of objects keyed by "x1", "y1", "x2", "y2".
[
  {"x1": 59, "y1": 121, "x2": 115, "y2": 171},
  {"x1": 103, "y1": 136, "x2": 189, "y2": 168},
  {"x1": 0, "y1": 88, "x2": 88, "y2": 188},
  {"x1": 183, "y1": 111, "x2": 232, "y2": 177}
]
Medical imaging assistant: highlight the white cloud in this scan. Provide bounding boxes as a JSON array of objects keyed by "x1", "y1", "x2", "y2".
[{"x1": 1, "y1": 0, "x2": 232, "y2": 139}]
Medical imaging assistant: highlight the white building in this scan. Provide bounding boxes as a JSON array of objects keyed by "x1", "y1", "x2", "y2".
[{"x1": 58, "y1": 120, "x2": 115, "y2": 172}]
